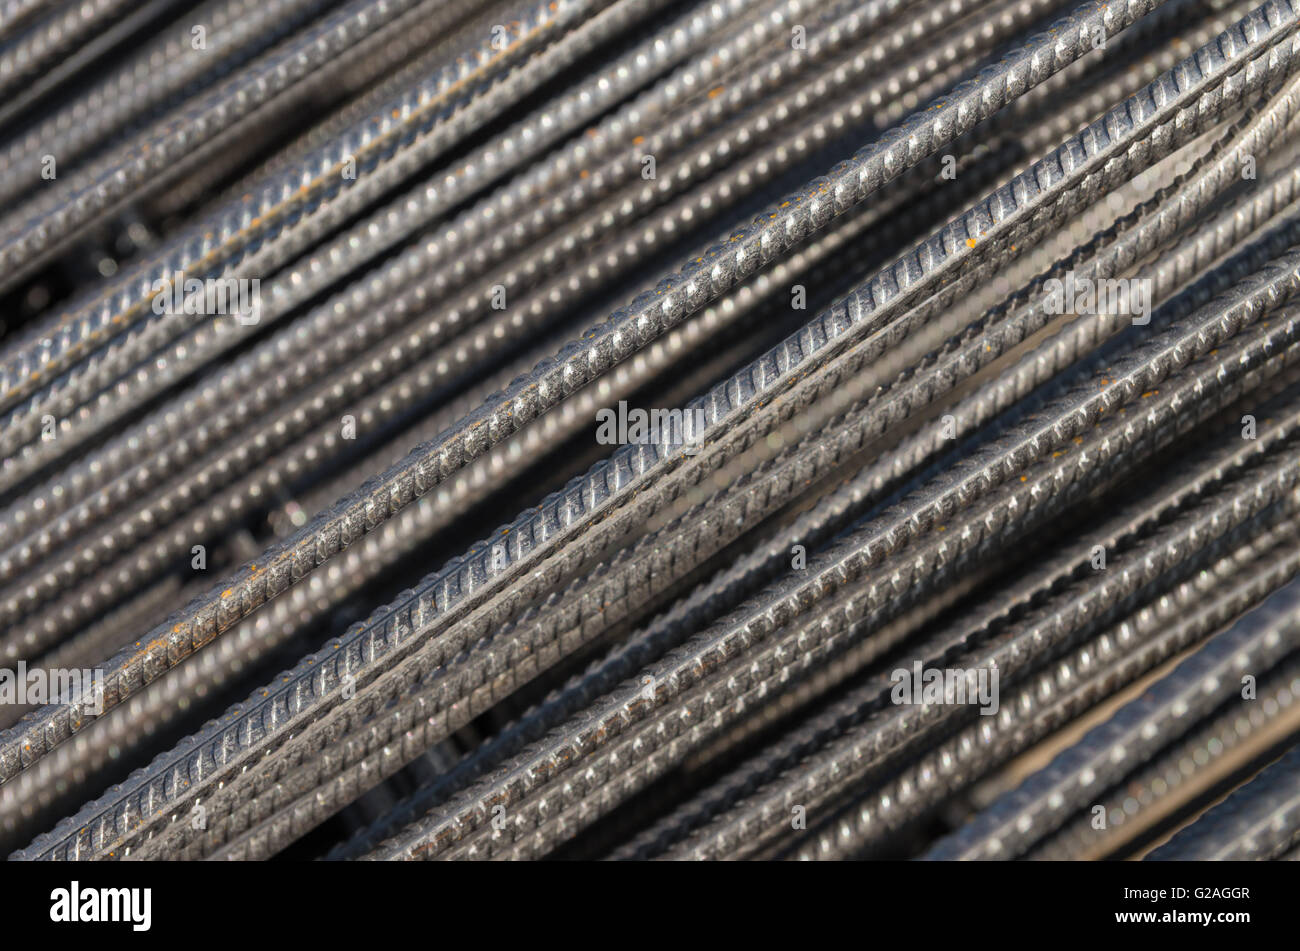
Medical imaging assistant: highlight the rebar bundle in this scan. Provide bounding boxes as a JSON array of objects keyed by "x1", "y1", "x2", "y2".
[{"x1": 1, "y1": 0, "x2": 1300, "y2": 862}]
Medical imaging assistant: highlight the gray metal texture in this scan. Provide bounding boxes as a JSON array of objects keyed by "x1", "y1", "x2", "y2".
[{"x1": 3, "y1": 0, "x2": 1300, "y2": 863}]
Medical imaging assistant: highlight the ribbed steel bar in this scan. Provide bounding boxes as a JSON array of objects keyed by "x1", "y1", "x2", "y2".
[
  {"x1": 623, "y1": 397, "x2": 1300, "y2": 859},
  {"x1": 922, "y1": 576, "x2": 1300, "y2": 859},
  {"x1": 327, "y1": 111, "x2": 1300, "y2": 860},
  {"x1": 0, "y1": 0, "x2": 53, "y2": 43},
  {"x1": 793, "y1": 571, "x2": 1300, "y2": 860},
  {"x1": 0, "y1": 0, "x2": 615, "y2": 396},
  {"x1": 0, "y1": 0, "x2": 140, "y2": 103},
  {"x1": 0, "y1": 0, "x2": 957, "y2": 507},
  {"x1": 0, "y1": 0, "x2": 1185, "y2": 796},
  {"x1": 126, "y1": 70, "x2": 1300, "y2": 867},
  {"x1": 0, "y1": 0, "x2": 728, "y2": 482},
  {"x1": 762, "y1": 491, "x2": 1300, "y2": 859},
  {"x1": 1145, "y1": 738, "x2": 1300, "y2": 858},
  {"x1": 356, "y1": 258, "x2": 1300, "y2": 861},
  {"x1": 0, "y1": 0, "x2": 447, "y2": 277},
  {"x1": 0, "y1": 2, "x2": 1010, "y2": 667},
  {"x1": 8, "y1": 0, "x2": 1300, "y2": 866},
  {"x1": 312, "y1": 79, "x2": 1300, "y2": 862},
  {"x1": 0, "y1": 127, "x2": 1030, "y2": 849},
  {"x1": 768, "y1": 526, "x2": 1300, "y2": 860},
  {"x1": 5, "y1": 3, "x2": 1289, "y2": 867},
  {"x1": 274, "y1": 326, "x2": 1300, "y2": 860},
  {"x1": 1027, "y1": 661, "x2": 1300, "y2": 860},
  {"x1": 0, "y1": 0, "x2": 1001, "y2": 618},
  {"x1": 472, "y1": 503, "x2": 1300, "y2": 860},
  {"x1": 5, "y1": 121, "x2": 1011, "y2": 746},
  {"x1": 0, "y1": 0, "x2": 343, "y2": 209}
]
